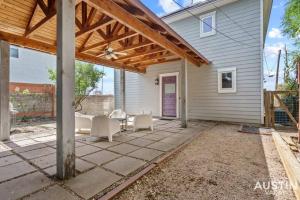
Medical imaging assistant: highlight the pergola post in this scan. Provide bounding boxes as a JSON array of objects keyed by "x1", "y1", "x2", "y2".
[
  {"x1": 181, "y1": 59, "x2": 188, "y2": 128},
  {"x1": 56, "y1": 0, "x2": 76, "y2": 179},
  {"x1": 120, "y1": 68, "x2": 126, "y2": 111},
  {"x1": 0, "y1": 41, "x2": 10, "y2": 141}
]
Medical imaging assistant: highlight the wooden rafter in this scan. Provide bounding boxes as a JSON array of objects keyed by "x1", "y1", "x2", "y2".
[
  {"x1": 76, "y1": 16, "x2": 114, "y2": 38},
  {"x1": 80, "y1": 31, "x2": 138, "y2": 52},
  {"x1": 123, "y1": 0, "x2": 209, "y2": 64},
  {"x1": 97, "y1": 40, "x2": 152, "y2": 57},
  {"x1": 117, "y1": 48, "x2": 166, "y2": 61},
  {"x1": 0, "y1": 30, "x2": 146, "y2": 73},
  {"x1": 125, "y1": 52, "x2": 173, "y2": 65},
  {"x1": 24, "y1": 0, "x2": 56, "y2": 37},
  {"x1": 137, "y1": 58, "x2": 181, "y2": 68},
  {"x1": 84, "y1": 0, "x2": 203, "y2": 66}
]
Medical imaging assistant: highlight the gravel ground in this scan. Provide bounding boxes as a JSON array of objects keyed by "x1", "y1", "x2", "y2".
[{"x1": 113, "y1": 123, "x2": 296, "y2": 200}]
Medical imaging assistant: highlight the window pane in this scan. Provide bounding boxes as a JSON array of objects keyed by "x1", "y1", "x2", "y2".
[
  {"x1": 10, "y1": 48, "x2": 19, "y2": 58},
  {"x1": 203, "y1": 17, "x2": 212, "y2": 33},
  {"x1": 222, "y1": 72, "x2": 232, "y2": 88}
]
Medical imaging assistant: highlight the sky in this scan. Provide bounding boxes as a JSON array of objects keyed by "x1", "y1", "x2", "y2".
[{"x1": 102, "y1": 0, "x2": 296, "y2": 94}]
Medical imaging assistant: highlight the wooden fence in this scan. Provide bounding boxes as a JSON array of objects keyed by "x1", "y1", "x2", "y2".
[{"x1": 264, "y1": 90, "x2": 298, "y2": 128}]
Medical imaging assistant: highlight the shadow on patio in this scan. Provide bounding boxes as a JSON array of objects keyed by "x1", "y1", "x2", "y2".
[{"x1": 0, "y1": 119, "x2": 214, "y2": 199}]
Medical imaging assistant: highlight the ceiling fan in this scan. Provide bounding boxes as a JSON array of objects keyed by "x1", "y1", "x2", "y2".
[{"x1": 101, "y1": 45, "x2": 127, "y2": 60}]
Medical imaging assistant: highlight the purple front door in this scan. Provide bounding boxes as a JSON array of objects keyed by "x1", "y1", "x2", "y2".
[{"x1": 162, "y1": 75, "x2": 177, "y2": 117}]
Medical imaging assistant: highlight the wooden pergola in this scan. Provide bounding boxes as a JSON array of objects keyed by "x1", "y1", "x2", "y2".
[
  {"x1": 0, "y1": 0, "x2": 208, "y2": 180},
  {"x1": 0, "y1": 0, "x2": 208, "y2": 73}
]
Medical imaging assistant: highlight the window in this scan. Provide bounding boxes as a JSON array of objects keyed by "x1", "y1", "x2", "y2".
[
  {"x1": 218, "y1": 68, "x2": 236, "y2": 93},
  {"x1": 10, "y1": 47, "x2": 19, "y2": 58},
  {"x1": 200, "y1": 11, "x2": 216, "y2": 38}
]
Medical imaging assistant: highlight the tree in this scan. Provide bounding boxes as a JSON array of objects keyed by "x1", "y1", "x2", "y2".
[
  {"x1": 282, "y1": 0, "x2": 300, "y2": 46},
  {"x1": 48, "y1": 62, "x2": 105, "y2": 111}
]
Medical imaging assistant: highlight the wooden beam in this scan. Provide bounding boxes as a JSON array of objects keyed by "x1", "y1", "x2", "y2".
[
  {"x1": 137, "y1": 58, "x2": 181, "y2": 68},
  {"x1": 80, "y1": 31, "x2": 138, "y2": 52},
  {"x1": 75, "y1": 17, "x2": 114, "y2": 38},
  {"x1": 97, "y1": 40, "x2": 152, "y2": 57},
  {"x1": 84, "y1": 0, "x2": 202, "y2": 66},
  {"x1": 0, "y1": 31, "x2": 144, "y2": 73},
  {"x1": 117, "y1": 48, "x2": 165, "y2": 61},
  {"x1": 125, "y1": 52, "x2": 173, "y2": 65},
  {"x1": 123, "y1": 0, "x2": 209, "y2": 64},
  {"x1": 24, "y1": 1, "x2": 38, "y2": 37},
  {"x1": 25, "y1": 10, "x2": 56, "y2": 37},
  {"x1": 87, "y1": 8, "x2": 96, "y2": 25},
  {"x1": 37, "y1": 0, "x2": 48, "y2": 14}
]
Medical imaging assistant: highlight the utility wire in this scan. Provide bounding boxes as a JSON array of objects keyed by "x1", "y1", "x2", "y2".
[
  {"x1": 171, "y1": 0, "x2": 257, "y2": 48},
  {"x1": 210, "y1": 2, "x2": 257, "y2": 40}
]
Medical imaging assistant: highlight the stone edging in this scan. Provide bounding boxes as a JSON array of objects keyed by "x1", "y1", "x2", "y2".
[{"x1": 272, "y1": 131, "x2": 300, "y2": 200}]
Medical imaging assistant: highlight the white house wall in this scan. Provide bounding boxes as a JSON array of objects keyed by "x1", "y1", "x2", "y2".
[
  {"x1": 115, "y1": 0, "x2": 262, "y2": 124},
  {"x1": 10, "y1": 47, "x2": 56, "y2": 84}
]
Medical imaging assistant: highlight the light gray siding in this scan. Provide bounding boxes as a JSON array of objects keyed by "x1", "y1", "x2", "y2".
[
  {"x1": 10, "y1": 47, "x2": 56, "y2": 84},
  {"x1": 115, "y1": 0, "x2": 263, "y2": 124}
]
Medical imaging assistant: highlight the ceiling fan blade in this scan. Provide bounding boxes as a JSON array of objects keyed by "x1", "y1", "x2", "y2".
[
  {"x1": 114, "y1": 52, "x2": 128, "y2": 56},
  {"x1": 105, "y1": 54, "x2": 112, "y2": 59},
  {"x1": 111, "y1": 54, "x2": 118, "y2": 59}
]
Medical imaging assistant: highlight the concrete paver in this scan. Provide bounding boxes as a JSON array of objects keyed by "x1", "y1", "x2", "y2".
[
  {"x1": 0, "y1": 172, "x2": 51, "y2": 199},
  {"x1": 65, "y1": 167, "x2": 121, "y2": 199},
  {"x1": 82, "y1": 150, "x2": 121, "y2": 165},
  {"x1": 103, "y1": 156, "x2": 146, "y2": 176}
]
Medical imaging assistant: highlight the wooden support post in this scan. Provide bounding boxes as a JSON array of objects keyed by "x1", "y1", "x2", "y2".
[
  {"x1": 275, "y1": 50, "x2": 281, "y2": 90},
  {"x1": 181, "y1": 59, "x2": 187, "y2": 128},
  {"x1": 120, "y1": 68, "x2": 125, "y2": 112},
  {"x1": 0, "y1": 41, "x2": 10, "y2": 140},
  {"x1": 56, "y1": 0, "x2": 76, "y2": 179}
]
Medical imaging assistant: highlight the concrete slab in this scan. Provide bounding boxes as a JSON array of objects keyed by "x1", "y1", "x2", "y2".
[
  {"x1": 14, "y1": 143, "x2": 47, "y2": 153},
  {"x1": 91, "y1": 141, "x2": 121, "y2": 149},
  {"x1": 19, "y1": 147, "x2": 56, "y2": 159},
  {"x1": 30, "y1": 153, "x2": 56, "y2": 169},
  {"x1": 82, "y1": 150, "x2": 121, "y2": 165},
  {"x1": 113, "y1": 135, "x2": 136, "y2": 142},
  {"x1": 24, "y1": 184, "x2": 79, "y2": 200},
  {"x1": 0, "y1": 161, "x2": 36, "y2": 182},
  {"x1": 128, "y1": 148, "x2": 164, "y2": 161},
  {"x1": 43, "y1": 165, "x2": 56, "y2": 176},
  {"x1": 65, "y1": 167, "x2": 121, "y2": 199},
  {"x1": 0, "y1": 154, "x2": 23, "y2": 167},
  {"x1": 76, "y1": 145, "x2": 101, "y2": 157},
  {"x1": 108, "y1": 143, "x2": 140, "y2": 154},
  {"x1": 0, "y1": 150, "x2": 13, "y2": 158},
  {"x1": 142, "y1": 133, "x2": 169, "y2": 141},
  {"x1": 147, "y1": 141, "x2": 177, "y2": 152},
  {"x1": 34, "y1": 135, "x2": 56, "y2": 143},
  {"x1": 128, "y1": 131, "x2": 149, "y2": 138},
  {"x1": 103, "y1": 156, "x2": 146, "y2": 176},
  {"x1": 127, "y1": 138, "x2": 155, "y2": 147},
  {"x1": 76, "y1": 158, "x2": 95, "y2": 173},
  {"x1": 0, "y1": 172, "x2": 52, "y2": 199}
]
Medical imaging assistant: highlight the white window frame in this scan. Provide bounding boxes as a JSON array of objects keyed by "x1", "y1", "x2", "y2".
[
  {"x1": 10, "y1": 47, "x2": 19, "y2": 59},
  {"x1": 218, "y1": 67, "x2": 236, "y2": 93},
  {"x1": 200, "y1": 11, "x2": 216, "y2": 38}
]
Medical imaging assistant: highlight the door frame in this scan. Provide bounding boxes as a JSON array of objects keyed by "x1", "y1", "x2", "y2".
[{"x1": 159, "y1": 72, "x2": 179, "y2": 118}]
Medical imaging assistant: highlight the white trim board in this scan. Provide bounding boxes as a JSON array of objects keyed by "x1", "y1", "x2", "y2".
[{"x1": 159, "y1": 72, "x2": 179, "y2": 119}]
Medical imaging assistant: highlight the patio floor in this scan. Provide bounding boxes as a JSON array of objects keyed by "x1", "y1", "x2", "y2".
[{"x1": 0, "y1": 119, "x2": 215, "y2": 200}]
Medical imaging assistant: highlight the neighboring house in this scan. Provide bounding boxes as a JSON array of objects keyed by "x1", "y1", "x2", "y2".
[
  {"x1": 115, "y1": 0, "x2": 272, "y2": 124},
  {"x1": 10, "y1": 46, "x2": 56, "y2": 84}
]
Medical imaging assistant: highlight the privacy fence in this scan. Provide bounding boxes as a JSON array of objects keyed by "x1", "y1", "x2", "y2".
[
  {"x1": 10, "y1": 82, "x2": 114, "y2": 119},
  {"x1": 264, "y1": 90, "x2": 298, "y2": 128}
]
